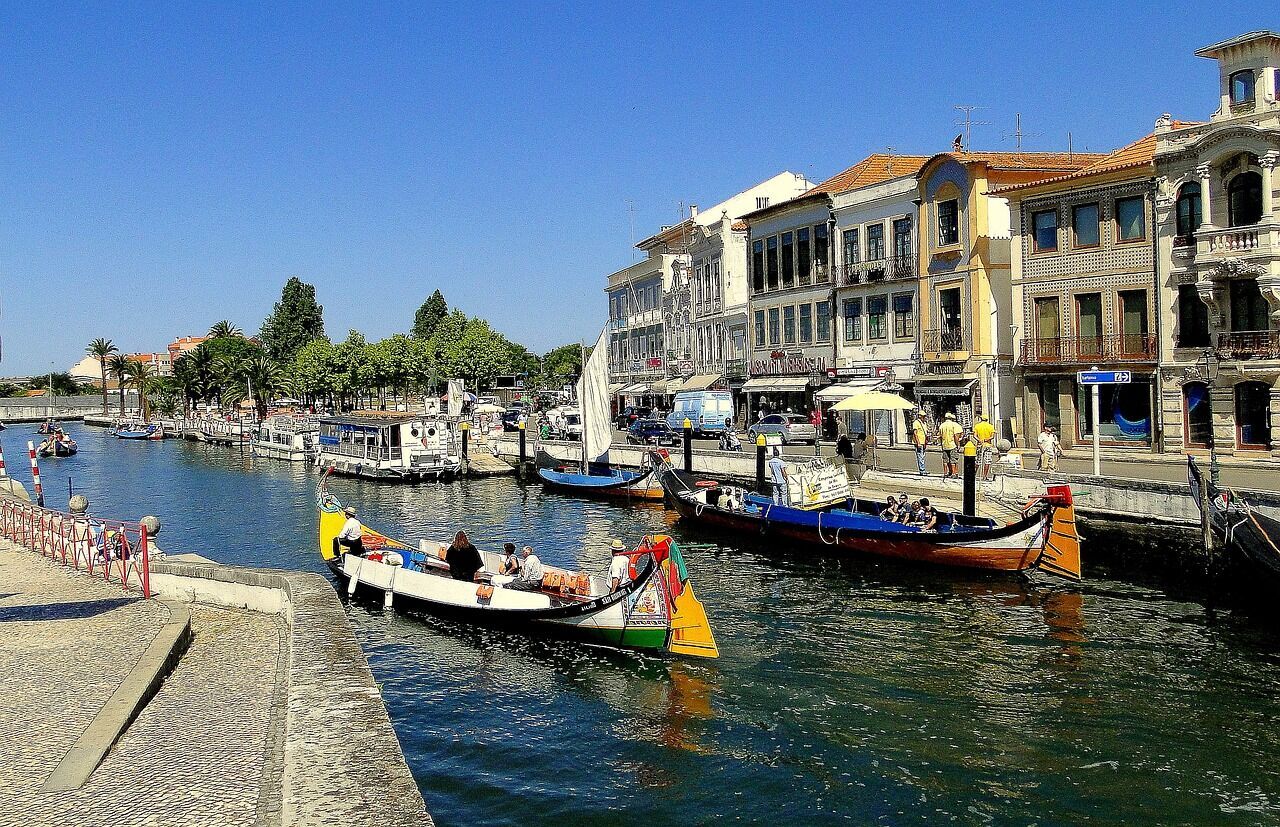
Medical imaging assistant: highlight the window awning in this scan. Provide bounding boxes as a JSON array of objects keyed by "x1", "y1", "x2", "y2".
[
  {"x1": 608, "y1": 383, "x2": 625, "y2": 395},
  {"x1": 814, "y1": 378, "x2": 884, "y2": 402},
  {"x1": 740, "y1": 376, "x2": 812, "y2": 393},
  {"x1": 616, "y1": 383, "x2": 648, "y2": 396},
  {"x1": 649, "y1": 380, "x2": 669, "y2": 395},
  {"x1": 912, "y1": 379, "x2": 977, "y2": 397},
  {"x1": 671, "y1": 373, "x2": 722, "y2": 393}
]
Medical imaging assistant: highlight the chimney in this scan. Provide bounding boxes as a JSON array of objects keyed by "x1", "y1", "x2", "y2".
[{"x1": 689, "y1": 204, "x2": 699, "y2": 219}]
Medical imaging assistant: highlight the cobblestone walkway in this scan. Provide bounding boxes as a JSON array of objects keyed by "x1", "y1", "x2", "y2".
[{"x1": 0, "y1": 544, "x2": 288, "y2": 827}]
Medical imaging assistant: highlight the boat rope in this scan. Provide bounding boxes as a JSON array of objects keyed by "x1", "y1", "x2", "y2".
[{"x1": 815, "y1": 512, "x2": 842, "y2": 546}]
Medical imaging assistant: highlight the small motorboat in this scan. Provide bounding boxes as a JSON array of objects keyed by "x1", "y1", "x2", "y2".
[
  {"x1": 115, "y1": 421, "x2": 163, "y2": 440},
  {"x1": 36, "y1": 420, "x2": 56, "y2": 435},
  {"x1": 37, "y1": 435, "x2": 78, "y2": 458},
  {"x1": 656, "y1": 459, "x2": 1081, "y2": 579},
  {"x1": 316, "y1": 472, "x2": 717, "y2": 657},
  {"x1": 1188, "y1": 457, "x2": 1280, "y2": 584}
]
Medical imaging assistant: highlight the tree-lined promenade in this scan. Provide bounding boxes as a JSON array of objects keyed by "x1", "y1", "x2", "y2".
[{"x1": 80, "y1": 278, "x2": 583, "y2": 418}]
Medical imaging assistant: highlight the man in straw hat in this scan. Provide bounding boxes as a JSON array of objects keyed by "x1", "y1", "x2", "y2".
[
  {"x1": 938, "y1": 412, "x2": 964, "y2": 480},
  {"x1": 335, "y1": 505, "x2": 364, "y2": 558},
  {"x1": 608, "y1": 539, "x2": 631, "y2": 592}
]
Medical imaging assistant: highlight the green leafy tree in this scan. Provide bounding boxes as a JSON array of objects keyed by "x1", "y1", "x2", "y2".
[
  {"x1": 173, "y1": 344, "x2": 219, "y2": 411},
  {"x1": 29, "y1": 372, "x2": 85, "y2": 396},
  {"x1": 260, "y1": 276, "x2": 325, "y2": 364},
  {"x1": 107, "y1": 354, "x2": 131, "y2": 414},
  {"x1": 411, "y1": 289, "x2": 449, "y2": 340},
  {"x1": 0, "y1": 382, "x2": 24, "y2": 398},
  {"x1": 86, "y1": 338, "x2": 118, "y2": 413},
  {"x1": 334, "y1": 330, "x2": 372, "y2": 407},
  {"x1": 541, "y1": 343, "x2": 583, "y2": 386},
  {"x1": 124, "y1": 361, "x2": 158, "y2": 421},
  {"x1": 208, "y1": 320, "x2": 242, "y2": 339},
  {"x1": 226, "y1": 352, "x2": 285, "y2": 418},
  {"x1": 449, "y1": 318, "x2": 514, "y2": 389},
  {"x1": 288, "y1": 338, "x2": 336, "y2": 404}
]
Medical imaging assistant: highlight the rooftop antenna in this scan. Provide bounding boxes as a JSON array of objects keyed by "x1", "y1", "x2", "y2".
[
  {"x1": 953, "y1": 105, "x2": 991, "y2": 151},
  {"x1": 1001, "y1": 113, "x2": 1042, "y2": 150},
  {"x1": 1067, "y1": 131, "x2": 1074, "y2": 162},
  {"x1": 885, "y1": 145, "x2": 896, "y2": 175},
  {"x1": 626, "y1": 199, "x2": 639, "y2": 258}
]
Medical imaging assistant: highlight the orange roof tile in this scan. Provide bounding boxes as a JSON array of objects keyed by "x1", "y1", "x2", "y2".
[
  {"x1": 730, "y1": 219, "x2": 748, "y2": 231},
  {"x1": 808, "y1": 153, "x2": 931, "y2": 195},
  {"x1": 931, "y1": 150, "x2": 1108, "y2": 173},
  {"x1": 988, "y1": 126, "x2": 1198, "y2": 195}
]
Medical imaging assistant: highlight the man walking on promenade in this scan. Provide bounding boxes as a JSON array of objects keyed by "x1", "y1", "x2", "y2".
[
  {"x1": 835, "y1": 430, "x2": 854, "y2": 482},
  {"x1": 911, "y1": 411, "x2": 929, "y2": 476},
  {"x1": 1037, "y1": 425, "x2": 1061, "y2": 472},
  {"x1": 973, "y1": 414, "x2": 997, "y2": 480},
  {"x1": 938, "y1": 413, "x2": 963, "y2": 479}
]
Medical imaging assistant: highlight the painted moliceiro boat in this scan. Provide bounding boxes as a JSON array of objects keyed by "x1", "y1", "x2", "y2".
[
  {"x1": 536, "y1": 464, "x2": 664, "y2": 500},
  {"x1": 316, "y1": 477, "x2": 718, "y2": 657},
  {"x1": 658, "y1": 461, "x2": 1082, "y2": 578},
  {"x1": 115, "y1": 420, "x2": 163, "y2": 440},
  {"x1": 1188, "y1": 457, "x2": 1280, "y2": 583},
  {"x1": 252, "y1": 415, "x2": 318, "y2": 462},
  {"x1": 314, "y1": 411, "x2": 462, "y2": 481}
]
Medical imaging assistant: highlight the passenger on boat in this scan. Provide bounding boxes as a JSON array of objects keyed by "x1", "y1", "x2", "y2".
[
  {"x1": 335, "y1": 507, "x2": 364, "y2": 558},
  {"x1": 879, "y1": 496, "x2": 898, "y2": 521},
  {"x1": 768, "y1": 449, "x2": 789, "y2": 505},
  {"x1": 608, "y1": 539, "x2": 630, "y2": 592},
  {"x1": 443, "y1": 531, "x2": 484, "y2": 582},
  {"x1": 894, "y1": 493, "x2": 912, "y2": 523},
  {"x1": 498, "y1": 542, "x2": 521, "y2": 575},
  {"x1": 915, "y1": 498, "x2": 939, "y2": 532},
  {"x1": 508, "y1": 546, "x2": 543, "y2": 591}
]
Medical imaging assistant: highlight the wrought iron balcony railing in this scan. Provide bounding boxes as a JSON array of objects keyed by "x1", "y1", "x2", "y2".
[
  {"x1": 1216, "y1": 330, "x2": 1280, "y2": 360},
  {"x1": 1020, "y1": 334, "x2": 1158, "y2": 365},
  {"x1": 922, "y1": 327, "x2": 969, "y2": 353},
  {"x1": 835, "y1": 256, "x2": 916, "y2": 287}
]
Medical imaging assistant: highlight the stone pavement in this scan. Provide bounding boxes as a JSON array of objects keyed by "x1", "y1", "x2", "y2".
[{"x1": 0, "y1": 543, "x2": 288, "y2": 827}]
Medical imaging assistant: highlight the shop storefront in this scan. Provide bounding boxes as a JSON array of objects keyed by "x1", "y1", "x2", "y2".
[{"x1": 741, "y1": 350, "x2": 831, "y2": 424}]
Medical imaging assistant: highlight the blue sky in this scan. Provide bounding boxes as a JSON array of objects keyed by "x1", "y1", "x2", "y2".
[{"x1": 0, "y1": 2, "x2": 1266, "y2": 374}]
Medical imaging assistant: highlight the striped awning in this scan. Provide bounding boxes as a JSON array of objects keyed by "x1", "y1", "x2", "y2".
[
  {"x1": 740, "y1": 376, "x2": 811, "y2": 393},
  {"x1": 814, "y1": 378, "x2": 883, "y2": 402}
]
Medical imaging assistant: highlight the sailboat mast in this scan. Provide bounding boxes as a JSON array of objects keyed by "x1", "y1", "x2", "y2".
[{"x1": 579, "y1": 340, "x2": 587, "y2": 470}]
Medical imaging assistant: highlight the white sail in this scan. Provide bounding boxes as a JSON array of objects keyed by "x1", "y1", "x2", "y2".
[
  {"x1": 446, "y1": 379, "x2": 465, "y2": 418},
  {"x1": 578, "y1": 328, "x2": 613, "y2": 465}
]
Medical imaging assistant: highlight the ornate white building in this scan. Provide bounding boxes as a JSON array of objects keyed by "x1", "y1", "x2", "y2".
[{"x1": 1155, "y1": 31, "x2": 1280, "y2": 456}]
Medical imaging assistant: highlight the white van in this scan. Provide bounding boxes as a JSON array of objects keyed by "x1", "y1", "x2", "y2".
[{"x1": 666, "y1": 390, "x2": 734, "y2": 436}]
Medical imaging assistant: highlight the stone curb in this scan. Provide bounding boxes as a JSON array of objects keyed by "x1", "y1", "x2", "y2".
[{"x1": 41, "y1": 599, "x2": 193, "y2": 792}]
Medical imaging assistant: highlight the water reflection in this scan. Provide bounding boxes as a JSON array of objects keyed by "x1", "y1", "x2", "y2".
[{"x1": 8, "y1": 423, "x2": 1280, "y2": 825}]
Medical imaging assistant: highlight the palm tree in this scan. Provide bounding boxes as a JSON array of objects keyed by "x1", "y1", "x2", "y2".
[
  {"x1": 126, "y1": 361, "x2": 157, "y2": 422},
  {"x1": 236, "y1": 352, "x2": 284, "y2": 418},
  {"x1": 208, "y1": 320, "x2": 242, "y2": 339},
  {"x1": 85, "y1": 338, "x2": 118, "y2": 414},
  {"x1": 107, "y1": 353, "x2": 131, "y2": 416}
]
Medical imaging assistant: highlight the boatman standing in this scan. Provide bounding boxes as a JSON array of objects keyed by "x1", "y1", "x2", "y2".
[
  {"x1": 608, "y1": 539, "x2": 631, "y2": 592},
  {"x1": 768, "y1": 448, "x2": 789, "y2": 505},
  {"x1": 335, "y1": 506, "x2": 364, "y2": 558}
]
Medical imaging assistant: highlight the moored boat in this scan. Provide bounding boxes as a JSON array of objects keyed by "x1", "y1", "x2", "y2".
[
  {"x1": 314, "y1": 411, "x2": 461, "y2": 481},
  {"x1": 316, "y1": 475, "x2": 718, "y2": 657},
  {"x1": 115, "y1": 420, "x2": 164, "y2": 440},
  {"x1": 252, "y1": 414, "x2": 318, "y2": 462},
  {"x1": 657, "y1": 460, "x2": 1081, "y2": 579},
  {"x1": 37, "y1": 435, "x2": 78, "y2": 457},
  {"x1": 200, "y1": 417, "x2": 251, "y2": 446},
  {"x1": 536, "y1": 465, "x2": 665, "y2": 500},
  {"x1": 1188, "y1": 457, "x2": 1280, "y2": 583}
]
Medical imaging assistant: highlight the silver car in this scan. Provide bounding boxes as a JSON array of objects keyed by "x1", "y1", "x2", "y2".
[{"x1": 747, "y1": 413, "x2": 818, "y2": 445}]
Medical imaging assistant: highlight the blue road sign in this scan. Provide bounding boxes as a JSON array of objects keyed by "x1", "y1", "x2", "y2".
[{"x1": 1077, "y1": 370, "x2": 1132, "y2": 385}]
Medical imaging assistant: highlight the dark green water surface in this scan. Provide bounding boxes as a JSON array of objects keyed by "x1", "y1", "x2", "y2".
[{"x1": 7, "y1": 423, "x2": 1280, "y2": 826}]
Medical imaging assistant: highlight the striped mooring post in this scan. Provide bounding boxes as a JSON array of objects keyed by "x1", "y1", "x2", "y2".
[{"x1": 27, "y1": 441, "x2": 43, "y2": 507}]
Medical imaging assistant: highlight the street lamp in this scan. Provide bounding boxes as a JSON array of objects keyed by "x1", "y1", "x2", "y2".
[{"x1": 1199, "y1": 348, "x2": 1221, "y2": 486}]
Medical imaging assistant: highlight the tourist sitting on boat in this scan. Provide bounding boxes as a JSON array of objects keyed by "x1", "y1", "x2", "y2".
[
  {"x1": 334, "y1": 506, "x2": 364, "y2": 558},
  {"x1": 498, "y1": 542, "x2": 521, "y2": 576},
  {"x1": 443, "y1": 530, "x2": 484, "y2": 582},
  {"x1": 507, "y1": 545, "x2": 544, "y2": 591},
  {"x1": 879, "y1": 496, "x2": 899, "y2": 521},
  {"x1": 915, "y1": 498, "x2": 939, "y2": 532},
  {"x1": 608, "y1": 539, "x2": 631, "y2": 592}
]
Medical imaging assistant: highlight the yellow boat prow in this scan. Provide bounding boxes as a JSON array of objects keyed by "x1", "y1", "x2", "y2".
[{"x1": 651, "y1": 534, "x2": 719, "y2": 659}]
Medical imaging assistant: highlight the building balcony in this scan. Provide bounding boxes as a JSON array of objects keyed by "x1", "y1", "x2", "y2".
[
  {"x1": 921, "y1": 327, "x2": 970, "y2": 360},
  {"x1": 1216, "y1": 330, "x2": 1280, "y2": 360},
  {"x1": 1020, "y1": 334, "x2": 1158, "y2": 366},
  {"x1": 1196, "y1": 222, "x2": 1276, "y2": 261},
  {"x1": 835, "y1": 256, "x2": 916, "y2": 287}
]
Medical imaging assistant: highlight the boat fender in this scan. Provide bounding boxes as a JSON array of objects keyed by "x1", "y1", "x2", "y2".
[{"x1": 384, "y1": 551, "x2": 404, "y2": 567}]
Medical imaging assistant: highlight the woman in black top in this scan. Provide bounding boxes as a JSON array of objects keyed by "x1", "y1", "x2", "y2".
[{"x1": 444, "y1": 530, "x2": 484, "y2": 581}]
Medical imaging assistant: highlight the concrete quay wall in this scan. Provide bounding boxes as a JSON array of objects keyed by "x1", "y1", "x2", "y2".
[{"x1": 149, "y1": 559, "x2": 430, "y2": 827}]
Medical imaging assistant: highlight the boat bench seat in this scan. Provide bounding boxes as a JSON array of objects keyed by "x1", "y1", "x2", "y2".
[{"x1": 540, "y1": 571, "x2": 593, "y2": 598}]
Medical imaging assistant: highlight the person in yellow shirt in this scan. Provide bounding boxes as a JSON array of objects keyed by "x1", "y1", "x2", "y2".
[
  {"x1": 911, "y1": 411, "x2": 929, "y2": 476},
  {"x1": 972, "y1": 414, "x2": 997, "y2": 480},
  {"x1": 937, "y1": 412, "x2": 964, "y2": 479}
]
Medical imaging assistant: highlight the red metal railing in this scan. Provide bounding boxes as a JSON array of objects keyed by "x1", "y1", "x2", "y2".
[
  {"x1": 1020, "y1": 334, "x2": 1158, "y2": 365},
  {"x1": 0, "y1": 498, "x2": 152, "y2": 598}
]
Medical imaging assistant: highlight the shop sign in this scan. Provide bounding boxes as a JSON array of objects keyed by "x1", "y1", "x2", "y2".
[
  {"x1": 751, "y1": 354, "x2": 828, "y2": 376},
  {"x1": 826, "y1": 365, "x2": 890, "y2": 379},
  {"x1": 786, "y1": 458, "x2": 852, "y2": 510},
  {"x1": 646, "y1": 357, "x2": 664, "y2": 368}
]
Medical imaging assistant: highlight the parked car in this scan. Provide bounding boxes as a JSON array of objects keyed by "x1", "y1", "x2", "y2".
[
  {"x1": 545, "y1": 406, "x2": 582, "y2": 440},
  {"x1": 747, "y1": 413, "x2": 818, "y2": 445},
  {"x1": 500, "y1": 408, "x2": 525, "y2": 432},
  {"x1": 614, "y1": 405, "x2": 651, "y2": 430},
  {"x1": 666, "y1": 390, "x2": 735, "y2": 436},
  {"x1": 627, "y1": 418, "x2": 681, "y2": 446}
]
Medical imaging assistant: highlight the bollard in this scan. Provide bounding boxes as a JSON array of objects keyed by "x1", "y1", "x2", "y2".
[
  {"x1": 460, "y1": 421, "x2": 470, "y2": 460},
  {"x1": 518, "y1": 421, "x2": 527, "y2": 471},
  {"x1": 0, "y1": 438, "x2": 6, "y2": 477},
  {"x1": 682, "y1": 418, "x2": 693, "y2": 473},
  {"x1": 962, "y1": 442, "x2": 977, "y2": 516},
  {"x1": 27, "y1": 442, "x2": 43, "y2": 508},
  {"x1": 755, "y1": 434, "x2": 767, "y2": 492}
]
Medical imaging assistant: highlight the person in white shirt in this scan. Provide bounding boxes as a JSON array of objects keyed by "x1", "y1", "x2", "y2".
[
  {"x1": 334, "y1": 506, "x2": 364, "y2": 558},
  {"x1": 509, "y1": 545, "x2": 544, "y2": 591},
  {"x1": 608, "y1": 539, "x2": 631, "y2": 592}
]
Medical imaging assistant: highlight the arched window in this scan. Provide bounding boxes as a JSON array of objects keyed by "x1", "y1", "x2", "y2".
[
  {"x1": 1175, "y1": 182, "x2": 1202, "y2": 241},
  {"x1": 1228, "y1": 172, "x2": 1263, "y2": 227},
  {"x1": 1183, "y1": 382, "x2": 1212, "y2": 448},
  {"x1": 1230, "y1": 70, "x2": 1256, "y2": 105},
  {"x1": 1235, "y1": 381, "x2": 1272, "y2": 449}
]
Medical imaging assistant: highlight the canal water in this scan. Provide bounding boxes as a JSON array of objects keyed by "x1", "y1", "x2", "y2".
[{"x1": 8, "y1": 422, "x2": 1280, "y2": 825}]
